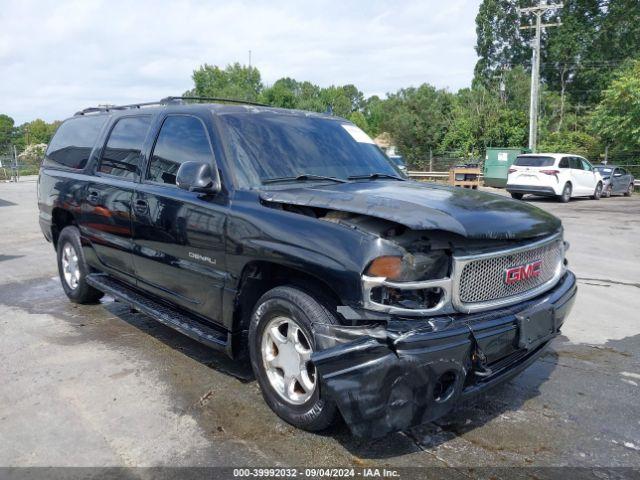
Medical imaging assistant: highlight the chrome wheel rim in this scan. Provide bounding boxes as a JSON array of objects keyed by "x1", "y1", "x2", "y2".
[
  {"x1": 61, "y1": 243, "x2": 80, "y2": 290},
  {"x1": 261, "y1": 316, "x2": 316, "y2": 405}
]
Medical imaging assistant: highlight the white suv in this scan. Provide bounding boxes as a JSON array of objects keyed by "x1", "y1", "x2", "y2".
[{"x1": 506, "y1": 153, "x2": 603, "y2": 203}]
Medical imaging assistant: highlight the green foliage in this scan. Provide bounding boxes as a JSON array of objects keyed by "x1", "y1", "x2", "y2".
[
  {"x1": 379, "y1": 85, "x2": 452, "y2": 168},
  {"x1": 0, "y1": 114, "x2": 14, "y2": 150},
  {"x1": 187, "y1": 63, "x2": 263, "y2": 101},
  {"x1": 591, "y1": 59, "x2": 640, "y2": 152}
]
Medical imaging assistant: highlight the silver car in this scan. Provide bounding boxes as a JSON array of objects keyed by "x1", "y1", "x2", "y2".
[{"x1": 594, "y1": 165, "x2": 635, "y2": 197}]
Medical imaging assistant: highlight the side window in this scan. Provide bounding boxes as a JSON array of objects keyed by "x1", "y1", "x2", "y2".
[
  {"x1": 98, "y1": 116, "x2": 152, "y2": 180},
  {"x1": 618, "y1": 168, "x2": 627, "y2": 175},
  {"x1": 147, "y1": 115, "x2": 214, "y2": 186},
  {"x1": 45, "y1": 116, "x2": 107, "y2": 169},
  {"x1": 581, "y1": 158, "x2": 593, "y2": 171},
  {"x1": 559, "y1": 157, "x2": 570, "y2": 169},
  {"x1": 569, "y1": 157, "x2": 582, "y2": 170}
]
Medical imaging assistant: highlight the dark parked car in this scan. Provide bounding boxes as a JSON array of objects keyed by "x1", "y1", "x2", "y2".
[
  {"x1": 594, "y1": 165, "x2": 635, "y2": 197},
  {"x1": 38, "y1": 98, "x2": 576, "y2": 437}
]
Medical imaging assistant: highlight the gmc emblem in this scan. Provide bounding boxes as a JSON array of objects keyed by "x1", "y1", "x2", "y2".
[{"x1": 504, "y1": 260, "x2": 542, "y2": 285}]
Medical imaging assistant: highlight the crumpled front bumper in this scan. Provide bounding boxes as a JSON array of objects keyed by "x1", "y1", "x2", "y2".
[{"x1": 311, "y1": 271, "x2": 577, "y2": 438}]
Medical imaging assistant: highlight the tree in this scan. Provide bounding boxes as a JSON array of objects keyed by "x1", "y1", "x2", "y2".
[
  {"x1": 0, "y1": 114, "x2": 14, "y2": 150},
  {"x1": 187, "y1": 63, "x2": 263, "y2": 101},
  {"x1": 474, "y1": 0, "x2": 531, "y2": 86},
  {"x1": 591, "y1": 59, "x2": 640, "y2": 153},
  {"x1": 380, "y1": 85, "x2": 452, "y2": 167}
]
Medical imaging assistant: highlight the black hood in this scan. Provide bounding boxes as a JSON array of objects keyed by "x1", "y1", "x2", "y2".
[{"x1": 259, "y1": 181, "x2": 561, "y2": 240}]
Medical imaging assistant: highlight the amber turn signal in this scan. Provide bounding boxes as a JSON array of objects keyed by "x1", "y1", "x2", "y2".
[{"x1": 366, "y1": 256, "x2": 402, "y2": 279}]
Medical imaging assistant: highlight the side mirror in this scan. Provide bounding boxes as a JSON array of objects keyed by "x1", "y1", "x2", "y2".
[{"x1": 176, "y1": 161, "x2": 220, "y2": 194}]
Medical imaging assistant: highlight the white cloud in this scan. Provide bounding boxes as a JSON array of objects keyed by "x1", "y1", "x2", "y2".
[{"x1": 0, "y1": 0, "x2": 480, "y2": 123}]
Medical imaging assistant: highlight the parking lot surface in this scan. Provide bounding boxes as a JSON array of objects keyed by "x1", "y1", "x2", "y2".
[{"x1": 1, "y1": 179, "x2": 639, "y2": 470}]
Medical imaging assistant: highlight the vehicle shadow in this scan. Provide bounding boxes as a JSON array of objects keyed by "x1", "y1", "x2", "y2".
[{"x1": 100, "y1": 298, "x2": 255, "y2": 382}]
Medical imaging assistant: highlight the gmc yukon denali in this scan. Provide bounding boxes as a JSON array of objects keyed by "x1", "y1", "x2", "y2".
[{"x1": 38, "y1": 97, "x2": 577, "y2": 437}]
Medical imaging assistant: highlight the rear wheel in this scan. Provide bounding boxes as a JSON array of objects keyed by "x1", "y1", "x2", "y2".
[
  {"x1": 591, "y1": 182, "x2": 603, "y2": 200},
  {"x1": 559, "y1": 183, "x2": 572, "y2": 203},
  {"x1": 624, "y1": 183, "x2": 634, "y2": 197},
  {"x1": 510, "y1": 192, "x2": 524, "y2": 200},
  {"x1": 56, "y1": 226, "x2": 104, "y2": 304},
  {"x1": 249, "y1": 286, "x2": 338, "y2": 432}
]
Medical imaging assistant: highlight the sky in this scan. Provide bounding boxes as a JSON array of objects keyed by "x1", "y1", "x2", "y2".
[{"x1": 0, "y1": 0, "x2": 481, "y2": 124}]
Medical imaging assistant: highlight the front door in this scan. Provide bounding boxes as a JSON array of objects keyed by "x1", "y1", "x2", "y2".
[
  {"x1": 131, "y1": 114, "x2": 227, "y2": 323},
  {"x1": 81, "y1": 115, "x2": 152, "y2": 281}
]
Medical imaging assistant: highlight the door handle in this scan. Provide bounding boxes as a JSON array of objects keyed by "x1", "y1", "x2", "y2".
[
  {"x1": 134, "y1": 199, "x2": 149, "y2": 215},
  {"x1": 87, "y1": 191, "x2": 99, "y2": 205}
]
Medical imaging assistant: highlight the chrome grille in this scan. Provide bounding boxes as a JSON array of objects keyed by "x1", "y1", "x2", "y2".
[{"x1": 456, "y1": 238, "x2": 564, "y2": 305}]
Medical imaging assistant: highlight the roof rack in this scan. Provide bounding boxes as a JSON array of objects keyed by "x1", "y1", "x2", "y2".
[
  {"x1": 74, "y1": 96, "x2": 266, "y2": 116},
  {"x1": 165, "y1": 96, "x2": 267, "y2": 107}
]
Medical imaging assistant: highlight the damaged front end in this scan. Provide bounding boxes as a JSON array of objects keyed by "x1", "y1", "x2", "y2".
[
  {"x1": 260, "y1": 186, "x2": 576, "y2": 437},
  {"x1": 306, "y1": 217, "x2": 575, "y2": 438},
  {"x1": 311, "y1": 270, "x2": 576, "y2": 438}
]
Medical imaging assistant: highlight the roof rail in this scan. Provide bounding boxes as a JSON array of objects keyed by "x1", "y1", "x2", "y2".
[
  {"x1": 164, "y1": 96, "x2": 267, "y2": 107},
  {"x1": 74, "y1": 96, "x2": 266, "y2": 116}
]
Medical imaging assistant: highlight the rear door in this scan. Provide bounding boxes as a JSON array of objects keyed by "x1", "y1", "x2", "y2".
[
  {"x1": 568, "y1": 157, "x2": 588, "y2": 195},
  {"x1": 131, "y1": 113, "x2": 227, "y2": 323},
  {"x1": 82, "y1": 115, "x2": 152, "y2": 281},
  {"x1": 579, "y1": 157, "x2": 599, "y2": 194}
]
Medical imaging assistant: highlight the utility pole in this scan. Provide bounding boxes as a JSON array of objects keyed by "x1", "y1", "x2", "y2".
[
  {"x1": 248, "y1": 50, "x2": 252, "y2": 68},
  {"x1": 519, "y1": 3, "x2": 562, "y2": 152}
]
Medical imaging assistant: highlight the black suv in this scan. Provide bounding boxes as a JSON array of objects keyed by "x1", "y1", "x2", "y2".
[{"x1": 38, "y1": 98, "x2": 577, "y2": 437}]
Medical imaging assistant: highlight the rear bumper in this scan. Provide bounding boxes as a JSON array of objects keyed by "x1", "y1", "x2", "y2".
[
  {"x1": 311, "y1": 271, "x2": 577, "y2": 437},
  {"x1": 506, "y1": 184, "x2": 558, "y2": 196}
]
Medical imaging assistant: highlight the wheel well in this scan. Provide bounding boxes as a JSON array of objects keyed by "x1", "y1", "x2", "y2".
[
  {"x1": 232, "y1": 261, "x2": 343, "y2": 332},
  {"x1": 51, "y1": 208, "x2": 76, "y2": 248}
]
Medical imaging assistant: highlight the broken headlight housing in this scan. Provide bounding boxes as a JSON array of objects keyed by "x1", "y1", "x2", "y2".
[{"x1": 362, "y1": 251, "x2": 454, "y2": 315}]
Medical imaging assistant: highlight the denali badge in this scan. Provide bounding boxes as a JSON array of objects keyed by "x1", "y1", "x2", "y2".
[{"x1": 504, "y1": 260, "x2": 542, "y2": 285}]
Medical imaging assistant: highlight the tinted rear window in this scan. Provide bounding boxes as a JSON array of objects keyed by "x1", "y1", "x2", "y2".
[
  {"x1": 514, "y1": 156, "x2": 555, "y2": 167},
  {"x1": 98, "y1": 116, "x2": 152, "y2": 180},
  {"x1": 45, "y1": 116, "x2": 107, "y2": 169}
]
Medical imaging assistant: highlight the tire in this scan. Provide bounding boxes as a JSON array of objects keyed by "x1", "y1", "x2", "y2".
[
  {"x1": 559, "y1": 183, "x2": 572, "y2": 203},
  {"x1": 604, "y1": 184, "x2": 612, "y2": 198},
  {"x1": 56, "y1": 226, "x2": 104, "y2": 304},
  {"x1": 249, "y1": 286, "x2": 338, "y2": 432},
  {"x1": 510, "y1": 192, "x2": 524, "y2": 200},
  {"x1": 624, "y1": 183, "x2": 634, "y2": 197},
  {"x1": 591, "y1": 182, "x2": 603, "y2": 200}
]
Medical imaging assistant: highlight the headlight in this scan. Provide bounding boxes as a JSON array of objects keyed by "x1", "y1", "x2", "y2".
[{"x1": 365, "y1": 251, "x2": 450, "y2": 281}]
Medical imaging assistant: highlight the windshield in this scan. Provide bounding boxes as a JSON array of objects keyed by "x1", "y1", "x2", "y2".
[
  {"x1": 216, "y1": 110, "x2": 400, "y2": 187},
  {"x1": 389, "y1": 156, "x2": 405, "y2": 166},
  {"x1": 514, "y1": 156, "x2": 555, "y2": 167},
  {"x1": 595, "y1": 167, "x2": 613, "y2": 175}
]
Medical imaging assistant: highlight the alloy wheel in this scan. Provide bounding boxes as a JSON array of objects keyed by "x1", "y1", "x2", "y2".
[
  {"x1": 261, "y1": 316, "x2": 316, "y2": 405},
  {"x1": 61, "y1": 243, "x2": 80, "y2": 290}
]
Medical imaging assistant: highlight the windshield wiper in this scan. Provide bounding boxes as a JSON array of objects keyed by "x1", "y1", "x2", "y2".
[
  {"x1": 262, "y1": 174, "x2": 348, "y2": 185},
  {"x1": 347, "y1": 172, "x2": 405, "y2": 181}
]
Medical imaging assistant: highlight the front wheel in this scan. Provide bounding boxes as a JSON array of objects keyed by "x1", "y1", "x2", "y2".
[
  {"x1": 559, "y1": 183, "x2": 572, "y2": 203},
  {"x1": 591, "y1": 182, "x2": 603, "y2": 200},
  {"x1": 56, "y1": 226, "x2": 104, "y2": 304},
  {"x1": 624, "y1": 183, "x2": 634, "y2": 197},
  {"x1": 604, "y1": 184, "x2": 612, "y2": 198},
  {"x1": 249, "y1": 286, "x2": 338, "y2": 432},
  {"x1": 510, "y1": 192, "x2": 524, "y2": 200}
]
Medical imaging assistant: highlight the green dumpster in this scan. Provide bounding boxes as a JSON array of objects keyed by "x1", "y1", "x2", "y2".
[{"x1": 483, "y1": 147, "x2": 530, "y2": 188}]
